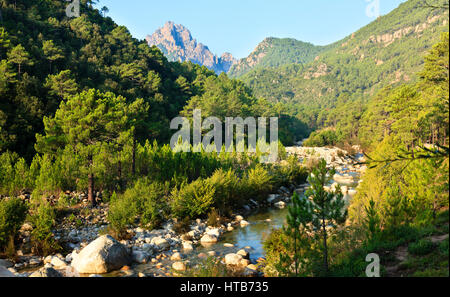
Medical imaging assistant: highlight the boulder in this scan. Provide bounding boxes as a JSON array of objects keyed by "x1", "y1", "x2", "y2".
[
  {"x1": 71, "y1": 235, "x2": 130, "y2": 274},
  {"x1": 237, "y1": 249, "x2": 249, "y2": 259},
  {"x1": 224, "y1": 253, "x2": 243, "y2": 266},
  {"x1": 172, "y1": 262, "x2": 186, "y2": 272},
  {"x1": 200, "y1": 234, "x2": 218, "y2": 244},
  {"x1": 182, "y1": 241, "x2": 194, "y2": 251},
  {"x1": 151, "y1": 237, "x2": 170, "y2": 250},
  {"x1": 50, "y1": 257, "x2": 67, "y2": 269},
  {"x1": 29, "y1": 267, "x2": 62, "y2": 277},
  {"x1": 170, "y1": 252, "x2": 183, "y2": 261},
  {"x1": 240, "y1": 220, "x2": 250, "y2": 227}
]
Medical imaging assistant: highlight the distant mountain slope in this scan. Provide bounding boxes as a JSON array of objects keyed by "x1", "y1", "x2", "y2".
[
  {"x1": 228, "y1": 37, "x2": 331, "y2": 78},
  {"x1": 146, "y1": 21, "x2": 237, "y2": 74},
  {"x1": 238, "y1": 0, "x2": 449, "y2": 136}
]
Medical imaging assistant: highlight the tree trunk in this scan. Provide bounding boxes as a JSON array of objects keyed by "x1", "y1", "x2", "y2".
[
  {"x1": 88, "y1": 155, "x2": 96, "y2": 206},
  {"x1": 132, "y1": 135, "x2": 136, "y2": 176},
  {"x1": 322, "y1": 218, "x2": 329, "y2": 275}
]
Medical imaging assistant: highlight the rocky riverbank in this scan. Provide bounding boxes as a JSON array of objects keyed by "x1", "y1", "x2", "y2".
[{"x1": 0, "y1": 146, "x2": 365, "y2": 278}]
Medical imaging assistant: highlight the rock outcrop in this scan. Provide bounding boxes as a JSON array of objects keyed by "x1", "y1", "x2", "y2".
[{"x1": 146, "y1": 21, "x2": 237, "y2": 74}]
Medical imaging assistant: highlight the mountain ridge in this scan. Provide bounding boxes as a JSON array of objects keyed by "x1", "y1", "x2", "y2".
[{"x1": 146, "y1": 21, "x2": 237, "y2": 74}]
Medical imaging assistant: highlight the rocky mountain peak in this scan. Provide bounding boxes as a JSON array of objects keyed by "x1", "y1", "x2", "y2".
[{"x1": 146, "y1": 22, "x2": 237, "y2": 74}]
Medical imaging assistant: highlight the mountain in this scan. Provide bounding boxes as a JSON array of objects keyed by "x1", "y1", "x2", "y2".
[
  {"x1": 228, "y1": 37, "x2": 331, "y2": 78},
  {"x1": 146, "y1": 21, "x2": 237, "y2": 74},
  {"x1": 237, "y1": 0, "x2": 449, "y2": 141}
]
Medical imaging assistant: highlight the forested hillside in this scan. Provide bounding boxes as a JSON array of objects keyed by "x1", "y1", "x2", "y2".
[
  {"x1": 238, "y1": 0, "x2": 449, "y2": 144},
  {"x1": 228, "y1": 37, "x2": 331, "y2": 78},
  {"x1": 0, "y1": 0, "x2": 307, "y2": 163}
]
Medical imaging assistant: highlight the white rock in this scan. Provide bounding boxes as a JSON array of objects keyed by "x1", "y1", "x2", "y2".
[
  {"x1": 224, "y1": 253, "x2": 243, "y2": 266},
  {"x1": 182, "y1": 241, "x2": 194, "y2": 251},
  {"x1": 170, "y1": 252, "x2": 183, "y2": 261},
  {"x1": 172, "y1": 262, "x2": 186, "y2": 272},
  {"x1": 240, "y1": 220, "x2": 250, "y2": 227},
  {"x1": 237, "y1": 249, "x2": 249, "y2": 259},
  {"x1": 71, "y1": 235, "x2": 130, "y2": 274},
  {"x1": 235, "y1": 215, "x2": 244, "y2": 222},
  {"x1": 151, "y1": 237, "x2": 170, "y2": 250},
  {"x1": 274, "y1": 201, "x2": 286, "y2": 209},
  {"x1": 50, "y1": 257, "x2": 67, "y2": 269},
  {"x1": 200, "y1": 234, "x2": 218, "y2": 244}
]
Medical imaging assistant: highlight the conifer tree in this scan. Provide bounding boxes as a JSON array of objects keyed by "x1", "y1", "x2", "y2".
[
  {"x1": 305, "y1": 159, "x2": 347, "y2": 275},
  {"x1": 36, "y1": 89, "x2": 133, "y2": 206},
  {"x1": 7, "y1": 44, "x2": 33, "y2": 78}
]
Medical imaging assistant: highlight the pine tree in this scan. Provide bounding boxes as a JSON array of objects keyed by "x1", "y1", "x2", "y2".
[
  {"x1": 42, "y1": 40, "x2": 64, "y2": 74},
  {"x1": 305, "y1": 159, "x2": 347, "y2": 275},
  {"x1": 7, "y1": 44, "x2": 33, "y2": 78},
  {"x1": 35, "y1": 89, "x2": 133, "y2": 206},
  {"x1": 277, "y1": 191, "x2": 315, "y2": 276}
]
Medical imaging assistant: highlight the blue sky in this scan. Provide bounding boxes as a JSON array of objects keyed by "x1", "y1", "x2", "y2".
[{"x1": 97, "y1": 0, "x2": 406, "y2": 59}]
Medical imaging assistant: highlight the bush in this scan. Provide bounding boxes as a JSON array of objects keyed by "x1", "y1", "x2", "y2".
[
  {"x1": 30, "y1": 201, "x2": 60, "y2": 256},
  {"x1": 244, "y1": 165, "x2": 273, "y2": 202},
  {"x1": 171, "y1": 178, "x2": 215, "y2": 219},
  {"x1": 408, "y1": 239, "x2": 435, "y2": 256},
  {"x1": 207, "y1": 169, "x2": 242, "y2": 215},
  {"x1": 107, "y1": 192, "x2": 137, "y2": 235},
  {"x1": 0, "y1": 198, "x2": 28, "y2": 251}
]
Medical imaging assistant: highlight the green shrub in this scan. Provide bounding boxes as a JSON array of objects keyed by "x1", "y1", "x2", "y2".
[
  {"x1": 207, "y1": 208, "x2": 221, "y2": 227},
  {"x1": 0, "y1": 198, "x2": 28, "y2": 251},
  {"x1": 408, "y1": 239, "x2": 435, "y2": 256},
  {"x1": 107, "y1": 192, "x2": 137, "y2": 235},
  {"x1": 207, "y1": 169, "x2": 242, "y2": 214},
  {"x1": 30, "y1": 202, "x2": 60, "y2": 256},
  {"x1": 244, "y1": 165, "x2": 273, "y2": 202},
  {"x1": 182, "y1": 257, "x2": 230, "y2": 277},
  {"x1": 171, "y1": 178, "x2": 215, "y2": 219}
]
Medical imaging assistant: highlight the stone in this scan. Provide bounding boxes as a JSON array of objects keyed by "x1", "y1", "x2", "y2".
[
  {"x1": 198, "y1": 253, "x2": 207, "y2": 259},
  {"x1": 170, "y1": 252, "x2": 183, "y2": 261},
  {"x1": 240, "y1": 259, "x2": 251, "y2": 267},
  {"x1": 132, "y1": 250, "x2": 149, "y2": 264},
  {"x1": 207, "y1": 251, "x2": 216, "y2": 257},
  {"x1": 200, "y1": 234, "x2": 218, "y2": 244},
  {"x1": 206, "y1": 228, "x2": 221, "y2": 238},
  {"x1": 172, "y1": 262, "x2": 186, "y2": 272},
  {"x1": 50, "y1": 257, "x2": 67, "y2": 269},
  {"x1": 224, "y1": 253, "x2": 243, "y2": 266},
  {"x1": 29, "y1": 267, "x2": 62, "y2": 277},
  {"x1": 235, "y1": 215, "x2": 244, "y2": 222},
  {"x1": 151, "y1": 237, "x2": 170, "y2": 250},
  {"x1": 243, "y1": 266, "x2": 258, "y2": 277},
  {"x1": 182, "y1": 241, "x2": 194, "y2": 251},
  {"x1": 237, "y1": 249, "x2": 249, "y2": 259},
  {"x1": 240, "y1": 220, "x2": 250, "y2": 227},
  {"x1": 71, "y1": 235, "x2": 131, "y2": 274},
  {"x1": 274, "y1": 201, "x2": 286, "y2": 209},
  {"x1": 223, "y1": 243, "x2": 234, "y2": 248}
]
